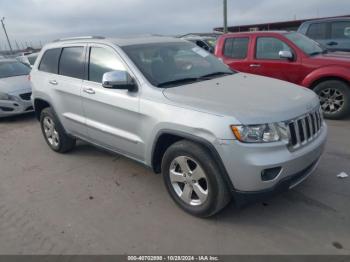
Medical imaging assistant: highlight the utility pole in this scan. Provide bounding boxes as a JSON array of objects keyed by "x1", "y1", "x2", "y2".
[
  {"x1": 223, "y1": 0, "x2": 228, "y2": 34},
  {"x1": 1, "y1": 17, "x2": 13, "y2": 53}
]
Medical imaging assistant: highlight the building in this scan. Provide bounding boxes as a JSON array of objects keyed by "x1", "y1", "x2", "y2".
[{"x1": 214, "y1": 14, "x2": 350, "y2": 33}]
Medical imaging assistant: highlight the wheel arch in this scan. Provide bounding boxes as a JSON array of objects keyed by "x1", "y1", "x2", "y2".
[
  {"x1": 151, "y1": 130, "x2": 235, "y2": 191},
  {"x1": 33, "y1": 98, "x2": 51, "y2": 121},
  {"x1": 310, "y1": 76, "x2": 350, "y2": 90}
]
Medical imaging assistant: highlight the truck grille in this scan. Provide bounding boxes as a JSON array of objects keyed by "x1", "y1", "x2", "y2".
[
  {"x1": 19, "y1": 92, "x2": 32, "y2": 101},
  {"x1": 287, "y1": 108, "x2": 323, "y2": 149}
]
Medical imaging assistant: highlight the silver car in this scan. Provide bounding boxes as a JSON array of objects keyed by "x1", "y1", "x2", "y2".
[
  {"x1": 30, "y1": 36, "x2": 327, "y2": 217},
  {"x1": 0, "y1": 59, "x2": 33, "y2": 117}
]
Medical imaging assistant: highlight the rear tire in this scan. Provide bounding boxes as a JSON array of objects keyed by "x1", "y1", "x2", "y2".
[
  {"x1": 161, "y1": 140, "x2": 231, "y2": 217},
  {"x1": 40, "y1": 107, "x2": 76, "y2": 153},
  {"x1": 314, "y1": 80, "x2": 350, "y2": 120}
]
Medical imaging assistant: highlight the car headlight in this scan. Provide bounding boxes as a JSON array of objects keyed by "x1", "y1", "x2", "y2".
[
  {"x1": 0, "y1": 92, "x2": 12, "y2": 101},
  {"x1": 231, "y1": 123, "x2": 284, "y2": 143}
]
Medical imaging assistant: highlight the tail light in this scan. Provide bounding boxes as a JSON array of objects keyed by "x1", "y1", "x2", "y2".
[{"x1": 28, "y1": 75, "x2": 31, "y2": 81}]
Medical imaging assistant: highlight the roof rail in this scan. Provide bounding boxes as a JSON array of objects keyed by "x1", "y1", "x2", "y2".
[{"x1": 53, "y1": 36, "x2": 105, "y2": 42}]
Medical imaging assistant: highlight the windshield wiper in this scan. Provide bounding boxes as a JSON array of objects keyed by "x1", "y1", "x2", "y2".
[
  {"x1": 157, "y1": 77, "x2": 200, "y2": 88},
  {"x1": 199, "y1": 71, "x2": 233, "y2": 79}
]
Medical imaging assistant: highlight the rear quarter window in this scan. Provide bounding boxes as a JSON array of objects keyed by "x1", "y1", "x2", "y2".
[{"x1": 38, "y1": 48, "x2": 62, "y2": 74}]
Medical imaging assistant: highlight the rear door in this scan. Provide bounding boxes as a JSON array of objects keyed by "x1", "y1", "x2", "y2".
[
  {"x1": 81, "y1": 44, "x2": 143, "y2": 160},
  {"x1": 220, "y1": 36, "x2": 251, "y2": 72},
  {"x1": 37, "y1": 45, "x2": 88, "y2": 138},
  {"x1": 330, "y1": 21, "x2": 350, "y2": 51},
  {"x1": 249, "y1": 36, "x2": 303, "y2": 84}
]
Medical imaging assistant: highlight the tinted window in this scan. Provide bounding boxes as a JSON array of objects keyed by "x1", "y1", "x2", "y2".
[
  {"x1": 89, "y1": 47, "x2": 126, "y2": 83},
  {"x1": 256, "y1": 37, "x2": 292, "y2": 60},
  {"x1": 39, "y1": 48, "x2": 61, "y2": 73},
  {"x1": 307, "y1": 23, "x2": 327, "y2": 39},
  {"x1": 223, "y1": 37, "x2": 249, "y2": 59},
  {"x1": 58, "y1": 47, "x2": 84, "y2": 79},
  {"x1": 0, "y1": 61, "x2": 30, "y2": 79},
  {"x1": 331, "y1": 21, "x2": 350, "y2": 39}
]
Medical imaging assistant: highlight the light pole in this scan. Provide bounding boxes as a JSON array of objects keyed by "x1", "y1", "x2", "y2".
[
  {"x1": 223, "y1": 0, "x2": 228, "y2": 33},
  {"x1": 1, "y1": 17, "x2": 13, "y2": 53}
]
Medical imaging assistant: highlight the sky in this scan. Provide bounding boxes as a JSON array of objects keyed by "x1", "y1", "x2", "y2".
[{"x1": 0, "y1": 0, "x2": 349, "y2": 49}]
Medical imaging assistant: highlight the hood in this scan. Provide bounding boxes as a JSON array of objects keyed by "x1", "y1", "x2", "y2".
[
  {"x1": 312, "y1": 52, "x2": 350, "y2": 66},
  {"x1": 163, "y1": 73, "x2": 319, "y2": 125},
  {"x1": 0, "y1": 75, "x2": 31, "y2": 94}
]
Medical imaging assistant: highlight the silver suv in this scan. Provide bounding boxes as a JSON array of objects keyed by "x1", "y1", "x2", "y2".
[{"x1": 30, "y1": 36, "x2": 327, "y2": 217}]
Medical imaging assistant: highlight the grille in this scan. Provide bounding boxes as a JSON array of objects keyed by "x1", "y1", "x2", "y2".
[
  {"x1": 287, "y1": 108, "x2": 323, "y2": 149},
  {"x1": 19, "y1": 92, "x2": 32, "y2": 101}
]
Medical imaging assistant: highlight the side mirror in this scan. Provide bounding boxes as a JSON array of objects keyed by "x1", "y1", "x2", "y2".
[
  {"x1": 279, "y1": 50, "x2": 294, "y2": 61},
  {"x1": 102, "y1": 70, "x2": 137, "y2": 92}
]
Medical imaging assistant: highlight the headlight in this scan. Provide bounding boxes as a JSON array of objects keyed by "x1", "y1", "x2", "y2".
[
  {"x1": 231, "y1": 123, "x2": 283, "y2": 143},
  {"x1": 0, "y1": 92, "x2": 12, "y2": 101}
]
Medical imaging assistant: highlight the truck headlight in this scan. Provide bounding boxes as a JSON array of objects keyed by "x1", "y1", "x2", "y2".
[
  {"x1": 0, "y1": 92, "x2": 12, "y2": 101},
  {"x1": 231, "y1": 124, "x2": 281, "y2": 143}
]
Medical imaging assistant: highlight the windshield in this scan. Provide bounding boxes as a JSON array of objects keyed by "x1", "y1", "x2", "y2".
[
  {"x1": 285, "y1": 32, "x2": 325, "y2": 56},
  {"x1": 122, "y1": 42, "x2": 234, "y2": 87},
  {"x1": 0, "y1": 61, "x2": 31, "y2": 78}
]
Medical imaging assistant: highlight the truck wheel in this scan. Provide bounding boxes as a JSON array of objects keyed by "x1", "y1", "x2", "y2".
[
  {"x1": 161, "y1": 140, "x2": 231, "y2": 217},
  {"x1": 314, "y1": 80, "x2": 350, "y2": 120},
  {"x1": 40, "y1": 107, "x2": 76, "y2": 153}
]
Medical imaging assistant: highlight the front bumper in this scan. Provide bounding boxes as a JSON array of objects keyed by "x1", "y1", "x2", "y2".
[
  {"x1": 217, "y1": 122, "x2": 327, "y2": 197},
  {"x1": 0, "y1": 92, "x2": 33, "y2": 117}
]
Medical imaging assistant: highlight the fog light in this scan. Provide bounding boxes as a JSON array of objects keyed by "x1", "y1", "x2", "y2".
[{"x1": 261, "y1": 167, "x2": 282, "y2": 181}]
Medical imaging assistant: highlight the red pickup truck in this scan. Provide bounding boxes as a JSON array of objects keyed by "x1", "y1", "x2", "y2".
[{"x1": 215, "y1": 31, "x2": 350, "y2": 119}]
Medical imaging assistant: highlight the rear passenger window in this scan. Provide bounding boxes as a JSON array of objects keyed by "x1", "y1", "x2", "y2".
[
  {"x1": 88, "y1": 47, "x2": 126, "y2": 83},
  {"x1": 307, "y1": 23, "x2": 328, "y2": 39},
  {"x1": 38, "y1": 48, "x2": 61, "y2": 74},
  {"x1": 223, "y1": 38, "x2": 249, "y2": 59},
  {"x1": 331, "y1": 21, "x2": 350, "y2": 39},
  {"x1": 58, "y1": 47, "x2": 84, "y2": 79}
]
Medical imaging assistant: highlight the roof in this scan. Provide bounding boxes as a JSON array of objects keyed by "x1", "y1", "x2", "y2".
[
  {"x1": 300, "y1": 17, "x2": 350, "y2": 25},
  {"x1": 46, "y1": 35, "x2": 186, "y2": 48},
  {"x1": 222, "y1": 30, "x2": 289, "y2": 36}
]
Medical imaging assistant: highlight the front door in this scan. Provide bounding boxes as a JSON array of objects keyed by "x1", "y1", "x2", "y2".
[
  {"x1": 81, "y1": 44, "x2": 144, "y2": 161},
  {"x1": 249, "y1": 36, "x2": 303, "y2": 85}
]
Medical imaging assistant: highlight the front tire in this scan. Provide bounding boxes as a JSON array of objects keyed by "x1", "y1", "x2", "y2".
[
  {"x1": 161, "y1": 140, "x2": 231, "y2": 217},
  {"x1": 314, "y1": 80, "x2": 350, "y2": 120},
  {"x1": 40, "y1": 107, "x2": 76, "y2": 153}
]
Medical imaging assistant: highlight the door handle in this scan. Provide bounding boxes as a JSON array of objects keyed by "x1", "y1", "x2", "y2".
[
  {"x1": 49, "y1": 80, "x2": 58, "y2": 85},
  {"x1": 83, "y1": 88, "x2": 95, "y2": 95},
  {"x1": 327, "y1": 41, "x2": 338, "y2": 46},
  {"x1": 250, "y1": 64, "x2": 261, "y2": 68}
]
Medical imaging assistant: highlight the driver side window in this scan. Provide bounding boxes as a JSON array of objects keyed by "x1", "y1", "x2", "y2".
[
  {"x1": 88, "y1": 47, "x2": 126, "y2": 83},
  {"x1": 256, "y1": 37, "x2": 292, "y2": 60}
]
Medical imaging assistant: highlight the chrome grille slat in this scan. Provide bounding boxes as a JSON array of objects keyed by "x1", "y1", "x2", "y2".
[{"x1": 287, "y1": 107, "x2": 323, "y2": 150}]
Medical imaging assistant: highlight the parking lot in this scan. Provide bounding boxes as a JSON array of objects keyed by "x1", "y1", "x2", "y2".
[{"x1": 0, "y1": 113, "x2": 349, "y2": 255}]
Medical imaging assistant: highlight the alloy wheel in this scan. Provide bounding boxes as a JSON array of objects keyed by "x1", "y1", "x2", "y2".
[
  {"x1": 169, "y1": 156, "x2": 209, "y2": 206},
  {"x1": 319, "y1": 88, "x2": 345, "y2": 114},
  {"x1": 43, "y1": 116, "x2": 60, "y2": 148}
]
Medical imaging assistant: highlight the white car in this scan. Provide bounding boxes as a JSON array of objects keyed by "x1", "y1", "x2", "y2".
[
  {"x1": 0, "y1": 59, "x2": 33, "y2": 117},
  {"x1": 16, "y1": 52, "x2": 39, "y2": 68}
]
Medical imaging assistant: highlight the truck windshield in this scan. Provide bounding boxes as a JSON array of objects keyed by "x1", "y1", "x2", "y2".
[
  {"x1": 122, "y1": 42, "x2": 234, "y2": 88},
  {"x1": 285, "y1": 32, "x2": 325, "y2": 56}
]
